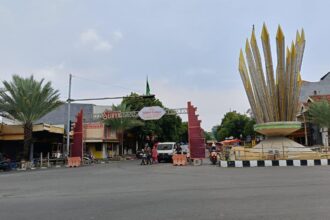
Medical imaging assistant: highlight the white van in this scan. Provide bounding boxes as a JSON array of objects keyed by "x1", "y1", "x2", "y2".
[{"x1": 157, "y1": 142, "x2": 176, "y2": 162}]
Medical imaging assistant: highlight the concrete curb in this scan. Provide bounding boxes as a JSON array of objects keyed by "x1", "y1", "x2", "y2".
[{"x1": 219, "y1": 159, "x2": 330, "y2": 167}]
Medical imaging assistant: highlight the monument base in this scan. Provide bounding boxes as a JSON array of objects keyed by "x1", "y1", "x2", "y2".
[
  {"x1": 251, "y1": 136, "x2": 312, "y2": 153},
  {"x1": 248, "y1": 121, "x2": 320, "y2": 159},
  {"x1": 248, "y1": 136, "x2": 320, "y2": 160}
]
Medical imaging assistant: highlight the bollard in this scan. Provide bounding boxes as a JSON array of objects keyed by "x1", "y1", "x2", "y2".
[
  {"x1": 172, "y1": 154, "x2": 187, "y2": 166},
  {"x1": 67, "y1": 157, "x2": 81, "y2": 168},
  {"x1": 193, "y1": 159, "x2": 203, "y2": 166}
]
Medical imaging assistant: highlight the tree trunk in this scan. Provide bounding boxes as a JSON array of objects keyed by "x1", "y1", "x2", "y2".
[
  {"x1": 23, "y1": 122, "x2": 33, "y2": 161},
  {"x1": 121, "y1": 131, "x2": 124, "y2": 155},
  {"x1": 29, "y1": 143, "x2": 34, "y2": 161}
]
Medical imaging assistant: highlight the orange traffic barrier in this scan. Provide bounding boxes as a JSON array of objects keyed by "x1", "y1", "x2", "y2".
[
  {"x1": 67, "y1": 157, "x2": 81, "y2": 167},
  {"x1": 172, "y1": 154, "x2": 187, "y2": 166}
]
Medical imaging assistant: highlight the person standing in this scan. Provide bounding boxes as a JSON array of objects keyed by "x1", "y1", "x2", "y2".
[
  {"x1": 152, "y1": 143, "x2": 158, "y2": 164},
  {"x1": 146, "y1": 145, "x2": 152, "y2": 165},
  {"x1": 175, "y1": 143, "x2": 182, "y2": 154}
]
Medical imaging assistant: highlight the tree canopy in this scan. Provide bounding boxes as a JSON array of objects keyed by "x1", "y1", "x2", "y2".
[
  {"x1": 308, "y1": 100, "x2": 330, "y2": 128},
  {"x1": 214, "y1": 111, "x2": 255, "y2": 141},
  {"x1": 0, "y1": 75, "x2": 62, "y2": 123},
  {"x1": 122, "y1": 93, "x2": 186, "y2": 144},
  {"x1": 0, "y1": 75, "x2": 62, "y2": 160}
]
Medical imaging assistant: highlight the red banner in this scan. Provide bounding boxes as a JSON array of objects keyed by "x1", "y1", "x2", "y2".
[
  {"x1": 71, "y1": 110, "x2": 83, "y2": 158},
  {"x1": 188, "y1": 102, "x2": 205, "y2": 159}
]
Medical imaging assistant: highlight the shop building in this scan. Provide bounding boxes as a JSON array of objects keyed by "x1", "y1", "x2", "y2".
[
  {"x1": 38, "y1": 103, "x2": 120, "y2": 158},
  {"x1": 0, "y1": 123, "x2": 64, "y2": 160},
  {"x1": 84, "y1": 122, "x2": 119, "y2": 159}
]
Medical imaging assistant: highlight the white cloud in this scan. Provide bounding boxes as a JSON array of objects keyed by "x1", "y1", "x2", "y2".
[
  {"x1": 80, "y1": 29, "x2": 100, "y2": 44},
  {"x1": 112, "y1": 31, "x2": 123, "y2": 42},
  {"x1": 78, "y1": 29, "x2": 123, "y2": 52},
  {"x1": 32, "y1": 63, "x2": 65, "y2": 79},
  {"x1": 94, "y1": 41, "x2": 113, "y2": 51},
  {"x1": 0, "y1": 5, "x2": 13, "y2": 27}
]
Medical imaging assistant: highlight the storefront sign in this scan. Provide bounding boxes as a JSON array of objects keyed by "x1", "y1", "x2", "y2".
[
  {"x1": 84, "y1": 122, "x2": 104, "y2": 140},
  {"x1": 102, "y1": 111, "x2": 122, "y2": 120},
  {"x1": 138, "y1": 106, "x2": 166, "y2": 120}
]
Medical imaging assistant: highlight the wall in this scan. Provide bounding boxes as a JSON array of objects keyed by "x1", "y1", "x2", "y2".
[{"x1": 88, "y1": 143, "x2": 109, "y2": 159}]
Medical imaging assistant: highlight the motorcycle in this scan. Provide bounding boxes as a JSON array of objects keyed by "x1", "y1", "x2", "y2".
[{"x1": 210, "y1": 151, "x2": 218, "y2": 165}]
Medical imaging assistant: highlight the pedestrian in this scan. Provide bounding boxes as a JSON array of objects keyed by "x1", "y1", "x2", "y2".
[
  {"x1": 140, "y1": 148, "x2": 147, "y2": 165},
  {"x1": 146, "y1": 145, "x2": 152, "y2": 165},
  {"x1": 152, "y1": 143, "x2": 158, "y2": 164},
  {"x1": 175, "y1": 143, "x2": 182, "y2": 154}
]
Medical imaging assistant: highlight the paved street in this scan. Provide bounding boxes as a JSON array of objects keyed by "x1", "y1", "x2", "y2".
[{"x1": 1, "y1": 160, "x2": 330, "y2": 220}]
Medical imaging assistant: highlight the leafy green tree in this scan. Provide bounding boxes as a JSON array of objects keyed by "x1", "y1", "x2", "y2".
[
  {"x1": 243, "y1": 118, "x2": 256, "y2": 137},
  {"x1": 178, "y1": 122, "x2": 188, "y2": 143},
  {"x1": 123, "y1": 93, "x2": 163, "y2": 111},
  {"x1": 103, "y1": 103, "x2": 144, "y2": 155},
  {"x1": 215, "y1": 111, "x2": 255, "y2": 141},
  {"x1": 122, "y1": 93, "x2": 184, "y2": 146},
  {"x1": 211, "y1": 125, "x2": 219, "y2": 140},
  {"x1": 0, "y1": 75, "x2": 62, "y2": 160},
  {"x1": 308, "y1": 100, "x2": 330, "y2": 128},
  {"x1": 308, "y1": 100, "x2": 330, "y2": 147},
  {"x1": 204, "y1": 131, "x2": 214, "y2": 141}
]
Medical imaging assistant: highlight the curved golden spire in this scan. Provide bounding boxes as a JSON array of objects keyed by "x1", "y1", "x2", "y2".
[{"x1": 238, "y1": 24, "x2": 305, "y2": 123}]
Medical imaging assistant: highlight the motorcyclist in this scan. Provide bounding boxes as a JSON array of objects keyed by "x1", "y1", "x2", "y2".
[
  {"x1": 209, "y1": 142, "x2": 217, "y2": 152},
  {"x1": 210, "y1": 145, "x2": 216, "y2": 152},
  {"x1": 209, "y1": 143, "x2": 218, "y2": 165}
]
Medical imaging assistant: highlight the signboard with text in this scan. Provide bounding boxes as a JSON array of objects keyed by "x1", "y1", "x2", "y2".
[
  {"x1": 138, "y1": 106, "x2": 166, "y2": 120},
  {"x1": 102, "y1": 111, "x2": 121, "y2": 120}
]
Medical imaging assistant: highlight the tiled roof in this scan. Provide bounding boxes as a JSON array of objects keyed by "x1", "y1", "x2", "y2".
[{"x1": 309, "y1": 94, "x2": 330, "y2": 102}]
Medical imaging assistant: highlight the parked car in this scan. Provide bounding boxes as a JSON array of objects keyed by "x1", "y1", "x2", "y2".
[{"x1": 157, "y1": 142, "x2": 176, "y2": 162}]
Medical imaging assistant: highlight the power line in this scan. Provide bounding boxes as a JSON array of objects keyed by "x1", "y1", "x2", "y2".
[{"x1": 69, "y1": 94, "x2": 155, "y2": 102}]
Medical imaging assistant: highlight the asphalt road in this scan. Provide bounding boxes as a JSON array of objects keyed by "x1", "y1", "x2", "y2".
[{"x1": 1, "y1": 160, "x2": 330, "y2": 220}]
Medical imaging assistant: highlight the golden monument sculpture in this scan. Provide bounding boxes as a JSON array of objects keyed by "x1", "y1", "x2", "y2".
[{"x1": 238, "y1": 24, "x2": 315, "y2": 158}]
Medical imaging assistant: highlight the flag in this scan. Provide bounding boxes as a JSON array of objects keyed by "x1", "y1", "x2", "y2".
[{"x1": 146, "y1": 77, "x2": 150, "y2": 95}]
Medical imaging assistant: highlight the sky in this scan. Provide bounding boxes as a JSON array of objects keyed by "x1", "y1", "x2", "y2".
[{"x1": 0, "y1": 0, "x2": 330, "y2": 131}]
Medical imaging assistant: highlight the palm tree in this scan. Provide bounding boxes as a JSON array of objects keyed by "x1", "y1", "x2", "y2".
[
  {"x1": 0, "y1": 75, "x2": 62, "y2": 160},
  {"x1": 103, "y1": 103, "x2": 144, "y2": 155},
  {"x1": 309, "y1": 101, "x2": 330, "y2": 127},
  {"x1": 308, "y1": 100, "x2": 330, "y2": 147}
]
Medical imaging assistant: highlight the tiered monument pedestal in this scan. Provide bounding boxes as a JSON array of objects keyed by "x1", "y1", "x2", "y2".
[{"x1": 250, "y1": 122, "x2": 319, "y2": 160}]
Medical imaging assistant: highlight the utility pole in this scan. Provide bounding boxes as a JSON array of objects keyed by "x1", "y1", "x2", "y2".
[{"x1": 66, "y1": 74, "x2": 72, "y2": 157}]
